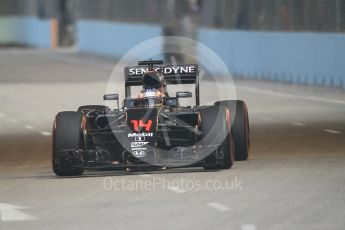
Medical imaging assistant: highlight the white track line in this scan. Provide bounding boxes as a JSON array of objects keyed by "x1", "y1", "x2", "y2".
[
  {"x1": 168, "y1": 186, "x2": 186, "y2": 194},
  {"x1": 261, "y1": 116, "x2": 273, "y2": 121},
  {"x1": 1, "y1": 209, "x2": 36, "y2": 222},
  {"x1": 291, "y1": 122, "x2": 305, "y2": 127},
  {"x1": 0, "y1": 203, "x2": 36, "y2": 222},
  {"x1": 40, "y1": 53, "x2": 111, "y2": 70},
  {"x1": 8, "y1": 118, "x2": 18, "y2": 123},
  {"x1": 40, "y1": 131, "x2": 52, "y2": 136},
  {"x1": 239, "y1": 86, "x2": 345, "y2": 106},
  {"x1": 138, "y1": 174, "x2": 152, "y2": 178},
  {"x1": 239, "y1": 87, "x2": 294, "y2": 98},
  {"x1": 207, "y1": 202, "x2": 230, "y2": 212},
  {"x1": 24, "y1": 125, "x2": 35, "y2": 130},
  {"x1": 241, "y1": 224, "x2": 257, "y2": 230},
  {"x1": 323, "y1": 129, "x2": 342, "y2": 134}
]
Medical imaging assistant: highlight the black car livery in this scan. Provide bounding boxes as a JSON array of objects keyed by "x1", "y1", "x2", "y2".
[{"x1": 52, "y1": 60, "x2": 250, "y2": 176}]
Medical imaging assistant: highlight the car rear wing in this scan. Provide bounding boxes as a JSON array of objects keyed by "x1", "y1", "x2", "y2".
[
  {"x1": 124, "y1": 61, "x2": 200, "y2": 105},
  {"x1": 124, "y1": 64, "x2": 199, "y2": 86}
]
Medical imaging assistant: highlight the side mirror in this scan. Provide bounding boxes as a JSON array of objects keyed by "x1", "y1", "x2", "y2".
[
  {"x1": 166, "y1": 97, "x2": 178, "y2": 107},
  {"x1": 103, "y1": 94, "x2": 118, "y2": 100},
  {"x1": 176, "y1": 92, "x2": 192, "y2": 98},
  {"x1": 103, "y1": 94, "x2": 119, "y2": 109}
]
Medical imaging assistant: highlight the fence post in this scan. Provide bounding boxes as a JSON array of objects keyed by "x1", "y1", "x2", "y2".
[{"x1": 51, "y1": 18, "x2": 59, "y2": 49}]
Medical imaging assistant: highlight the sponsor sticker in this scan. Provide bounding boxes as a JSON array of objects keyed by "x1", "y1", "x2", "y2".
[
  {"x1": 163, "y1": 65, "x2": 196, "y2": 75},
  {"x1": 128, "y1": 132, "x2": 154, "y2": 138},
  {"x1": 131, "y1": 147, "x2": 147, "y2": 151},
  {"x1": 131, "y1": 142, "x2": 149, "y2": 148},
  {"x1": 134, "y1": 136, "x2": 145, "y2": 141},
  {"x1": 127, "y1": 65, "x2": 197, "y2": 76}
]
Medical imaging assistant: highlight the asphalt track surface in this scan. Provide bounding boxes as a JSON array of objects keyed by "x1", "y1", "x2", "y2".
[{"x1": 0, "y1": 48, "x2": 344, "y2": 230}]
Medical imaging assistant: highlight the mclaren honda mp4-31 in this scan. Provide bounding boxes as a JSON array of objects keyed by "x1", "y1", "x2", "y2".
[{"x1": 52, "y1": 60, "x2": 249, "y2": 176}]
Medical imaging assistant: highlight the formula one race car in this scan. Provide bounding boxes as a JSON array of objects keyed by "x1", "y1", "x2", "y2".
[{"x1": 52, "y1": 60, "x2": 249, "y2": 176}]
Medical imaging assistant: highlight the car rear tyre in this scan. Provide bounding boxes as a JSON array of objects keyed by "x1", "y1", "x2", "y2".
[
  {"x1": 52, "y1": 111, "x2": 85, "y2": 176},
  {"x1": 215, "y1": 100, "x2": 249, "y2": 161},
  {"x1": 77, "y1": 105, "x2": 110, "y2": 113},
  {"x1": 200, "y1": 105, "x2": 234, "y2": 170}
]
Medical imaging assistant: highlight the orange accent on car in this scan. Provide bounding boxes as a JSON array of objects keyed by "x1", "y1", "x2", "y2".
[{"x1": 130, "y1": 120, "x2": 153, "y2": 132}]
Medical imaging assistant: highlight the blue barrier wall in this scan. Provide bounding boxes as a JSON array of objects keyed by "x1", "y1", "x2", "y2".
[
  {"x1": 4, "y1": 17, "x2": 341, "y2": 88},
  {"x1": 0, "y1": 16, "x2": 51, "y2": 48},
  {"x1": 76, "y1": 20, "x2": 162, "y2": 57},
  {"x1": 198, "y1": 29, "x2": 345, "y2": 88}
]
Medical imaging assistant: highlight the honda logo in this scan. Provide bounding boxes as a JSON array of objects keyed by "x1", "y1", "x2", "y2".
[{"x1": 132, "y1": 150, "x2": 146, "y2": 158}]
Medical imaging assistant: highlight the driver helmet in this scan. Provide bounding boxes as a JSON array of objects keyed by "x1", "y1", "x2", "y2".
[{"x1": 138, "y1": 71, "x2": 167, "y2": 99}]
